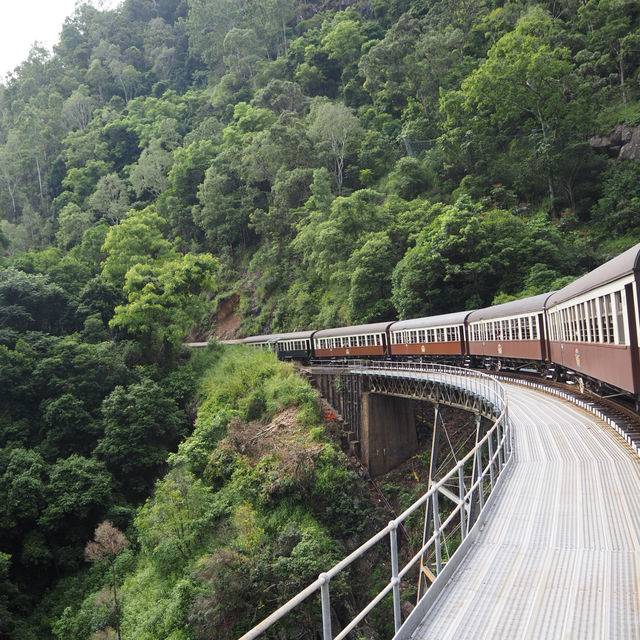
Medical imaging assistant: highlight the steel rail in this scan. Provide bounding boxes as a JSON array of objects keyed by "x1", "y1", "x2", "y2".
[{"x1": 238, "y1": 363, "x2": 512, "y2": 640}]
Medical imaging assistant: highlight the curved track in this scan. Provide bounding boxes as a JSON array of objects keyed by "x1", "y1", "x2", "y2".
[{"x1": 410, "y1": 382, "x2": 640, "y2": 639}]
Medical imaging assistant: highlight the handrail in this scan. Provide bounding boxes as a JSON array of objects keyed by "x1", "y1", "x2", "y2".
[{"x1": 239, "y1": 363, "x2": 512, "y2": 640}]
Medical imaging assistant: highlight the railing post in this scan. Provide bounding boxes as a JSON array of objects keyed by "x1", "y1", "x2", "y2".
[
  {"x1": 458, "y1": 465, "x2": 466, "y2": 539},
  {"x1": 433, "y1": 491, "x2": 442, "y2": 575},
  {"x1": 488, "y1": 430, "x2": 495, "y2": 490},
  {"x1": 389, "y1": 523, "x2": 402, "y2": 633},
  {"x1": 496, "y1": 420, "x2": 504, "y2": 472},
  {"x1": 476, "y1": 445, "x2": 484, "y2": 511},
  {"x1": 319, "y1": 573, "x2": 332, "y2": 640}
]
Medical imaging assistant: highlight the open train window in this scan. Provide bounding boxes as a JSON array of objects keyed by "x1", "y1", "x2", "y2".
[
  {"x1": 615, "y1": 290, "x2": 626, "y2": 344},
  {"x1": 600, "y1": 295, "x2": 614, "y2": 343}
]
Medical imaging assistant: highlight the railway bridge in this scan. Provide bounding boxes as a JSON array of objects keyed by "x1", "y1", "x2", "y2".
[{"x1": 240, "y1": 362, "x2": 640, "y2": 639}]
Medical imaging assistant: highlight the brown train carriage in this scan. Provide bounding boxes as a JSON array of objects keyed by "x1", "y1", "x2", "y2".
[
  {"x1": 467, "y1": 293, "x2": 553, "y2": 364},
  {"x1": 389, "y1": 311, "x2": 472, "y2": 358},
  {"x1": 545, "y1": 243, "x2": 640, "y2": 394},
  {"x1": 313, "y1": 322, "x2": 395, "y2": 359}
]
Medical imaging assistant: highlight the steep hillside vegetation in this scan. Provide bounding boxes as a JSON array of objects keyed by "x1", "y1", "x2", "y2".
[{"x1": 1, "y1": 0, "x2": 640, "y2": 637}]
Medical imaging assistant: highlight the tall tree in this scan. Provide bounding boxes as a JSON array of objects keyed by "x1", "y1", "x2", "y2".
[{"x1": 85, "y1": 521, "x2": 130, "y2": 640}]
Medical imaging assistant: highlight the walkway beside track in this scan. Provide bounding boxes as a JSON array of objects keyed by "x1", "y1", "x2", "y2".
[{"x1": 407, "y1": 382, "x2": 640, "y2": 639}]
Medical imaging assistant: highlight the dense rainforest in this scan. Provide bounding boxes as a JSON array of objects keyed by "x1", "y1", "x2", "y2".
[{"x1": 1, "y1": 0, "x2": 640, "y2": 637}]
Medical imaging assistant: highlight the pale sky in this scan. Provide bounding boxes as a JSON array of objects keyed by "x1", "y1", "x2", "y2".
[{"x1": 0, "y1": 0, "x2": 122, "y2": 80}]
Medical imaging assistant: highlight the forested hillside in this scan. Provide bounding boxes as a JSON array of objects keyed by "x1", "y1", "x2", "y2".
[{"x1": 1, "y1": 0, "x2": 640, "y2": 637}]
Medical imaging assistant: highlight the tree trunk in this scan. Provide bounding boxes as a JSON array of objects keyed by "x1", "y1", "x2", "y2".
[
  {"x1": 111, "y1": 562, "x2": 122, "y2": 640},
  {"x1": 619, "y1": 55, "x2": 627, "y2": 105}
]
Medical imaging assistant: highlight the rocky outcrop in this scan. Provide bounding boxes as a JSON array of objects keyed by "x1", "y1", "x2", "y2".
[{"x1": 590, "y1": 124, "x2": 640, "y2": 160}]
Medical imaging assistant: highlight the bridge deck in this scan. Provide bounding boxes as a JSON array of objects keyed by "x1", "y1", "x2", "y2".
[{"x1": 410, "y1": 383, "x2": 640, "y2": 639}]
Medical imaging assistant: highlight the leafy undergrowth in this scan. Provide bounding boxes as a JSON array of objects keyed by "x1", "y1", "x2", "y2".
[{"x1": 53, "y1": 345, "x2": 390, "y2": 640}]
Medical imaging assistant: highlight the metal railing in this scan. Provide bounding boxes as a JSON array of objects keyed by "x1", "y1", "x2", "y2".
[{"x1": 239, "y1": 363, "x2": 512, "y2": 640}]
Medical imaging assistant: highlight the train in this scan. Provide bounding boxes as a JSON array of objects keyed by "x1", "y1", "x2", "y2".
[{"x1": 239, "y1": 242, "x2": 640, "y2": 403}]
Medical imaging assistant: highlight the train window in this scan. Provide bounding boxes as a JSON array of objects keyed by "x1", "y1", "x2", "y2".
[
  {"x1": 573, "y1": 306, "x2": 581, "y2": 341},
  {"x1": 532, "y1": 316, "x2": 538, "y2": 340},
  {"x1": 581, "y1": 304, "x2": 590, "y2": 342},
  {"x1": 614, "y1": 291, "x2": 626, "y2": 344},
  {"x1": 580, "y1": 303, "x2": 589, "y2": 342},
  {"x1": 601, "y1": 295, "x2": 614, "y2": 343},
  {"x1": 349, "y1": 336, "x2": 356, "y2": 347},
  {"x1": 568, "y1": 306, "x2": 576, "y2": 341},
  {"x1": 375, "y1": 334, "x2": 381, "y2": 346},
  {"x1": 418, "y1": 330, "x2": 425, "y2": 342},
  {"x1": 592, "y1": 300, "x2": 599, "y2": 342}
]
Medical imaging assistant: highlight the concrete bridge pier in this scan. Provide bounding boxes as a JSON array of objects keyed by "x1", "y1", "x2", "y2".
[{"x1": 361, "y1": 391, "x2": 419, "y2": 476}]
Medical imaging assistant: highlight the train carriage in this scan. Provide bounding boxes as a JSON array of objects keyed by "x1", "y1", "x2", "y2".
[
  {"x1": 467, "y1": 293, "x2": 553, "y2": 367},
  {"x1": 389, "y1": 311, "x2": 472, "y2": 359},
  {"x1": 275, "y1": 330, "x2": 316, "y2": 361},
  {"x1": 313, "y1": 322, "x2": 394, "y2": 359},
  {"x1": 243, "y1": 334, "x2": 282, "y2": 351},
  {"x1": 545, "y1": 243, "x2": 640, "y2": 394}
]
